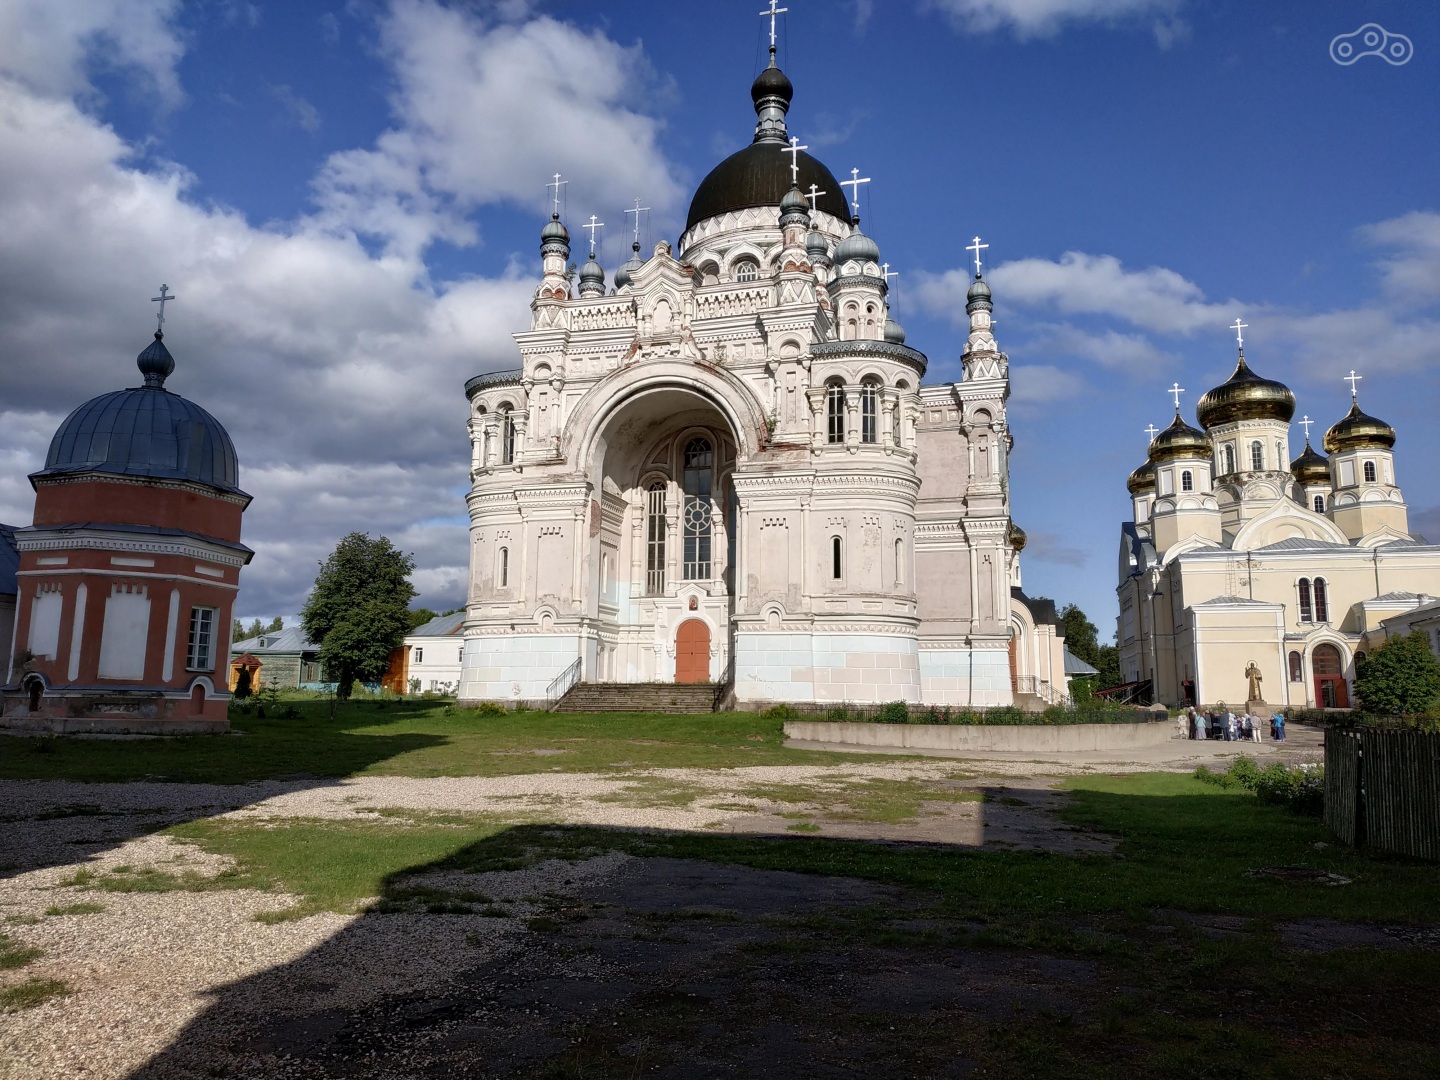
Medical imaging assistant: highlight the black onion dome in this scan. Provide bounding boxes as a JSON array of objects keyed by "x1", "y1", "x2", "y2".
[
  {"x1": 687, "y1": 145, "x2": 852, "y2": 231},
  {"x1": 1196, "y1": 351, "x2": 1296, "y2": 429},
  {"x1": 1008, "y1": 521, "x2": 1027, "y2": 551},
  {"x1": 36, "y1": 335, "x2": 241, "y2": 494},
  {"x1": 1149, "y1": 411, "x2": 1211, "y2": 463},
  {"x1": 1324, "y1": 400, "x2": 1396, "y2": 453},
  {"x1": 1127, "y1": 458, "x2": 1156, "y2": 495},
  {"x1": 751, "y1": 64, "x2": 793, "y2": 106},
  {"x1": 1290, "y1": 441, "x2": 1330, "y2": 485}
]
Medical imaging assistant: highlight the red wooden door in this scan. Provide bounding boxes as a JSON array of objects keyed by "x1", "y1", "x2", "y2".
[
  {"x1": 675, "y1": 619, "x2": 710, "y2": 684},
  {"x1": 1313, "y1": 644, "x2": 1349, "y2": 708}
]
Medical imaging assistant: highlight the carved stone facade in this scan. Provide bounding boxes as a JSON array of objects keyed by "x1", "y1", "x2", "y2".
[{"x1": 459, "y1": 59, "x2": 1029, "y2": 708}]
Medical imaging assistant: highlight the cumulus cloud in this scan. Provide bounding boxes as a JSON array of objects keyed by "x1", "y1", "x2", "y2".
[
  {"x1": 922, "y1": 0, "x2": 1187, "y2": 44},
  {"x1": 0, "y1": 0, "x2": 685, "y2": 616},
  {"x1": 1008, "y1": 363, "x2": 1089, "y2": 411},
  {"x1": 0, "y1": 0, "x2": 185, "y2": 107},
  {"x1": 1359, "y1": 210, "x2": 1440, "y2": 309},
  {"x1": 269, "y1": 84, "x2": 322, "y2": 133}
]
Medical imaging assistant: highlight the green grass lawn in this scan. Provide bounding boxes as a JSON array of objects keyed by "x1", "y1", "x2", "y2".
[{"x1": 0, "y1": 701, "x2": 895, "y2": 785}]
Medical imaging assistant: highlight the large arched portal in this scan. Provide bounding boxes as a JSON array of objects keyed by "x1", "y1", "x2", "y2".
[{"x1": 581, "y1": 383, "x2": 748, "y2": 684}]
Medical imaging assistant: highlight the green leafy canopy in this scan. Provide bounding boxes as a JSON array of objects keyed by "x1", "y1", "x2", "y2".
[{"x1": 1355, "y1": 629, "x2": 1440, "y2": 718}]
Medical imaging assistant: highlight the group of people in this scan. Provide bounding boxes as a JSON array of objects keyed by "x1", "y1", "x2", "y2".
[{"x1": 1179, "y1": 705, "x2": 1286, "y2": 742}]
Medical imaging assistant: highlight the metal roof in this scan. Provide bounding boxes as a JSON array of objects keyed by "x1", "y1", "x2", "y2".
[
  {"x1": 35, "y1": 384, "x2": 243, "y2": 495},
  {"x1": 465, "y1": 369, "x2": 523, "y2": 397},
  {"x1": 687, "y1": 143, "x2": 851, "y2": 232},
  {"x1": 1063, "y1": 648, "x2": 1099, "y2": 677},
  {"x1": 408, "y1": 612, "x2": 466, "y2": 638},
  {"x1": 14, "y1": 522, "x2": 252, "y2": 558},
  {"x1": 230, "y1": 626, "x2": 316, "y2": 654}
]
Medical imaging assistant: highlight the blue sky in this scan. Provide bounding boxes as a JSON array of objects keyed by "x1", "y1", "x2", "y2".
[{"x1": 0, "y1": 0, "x2": 1436, "y2": 639}]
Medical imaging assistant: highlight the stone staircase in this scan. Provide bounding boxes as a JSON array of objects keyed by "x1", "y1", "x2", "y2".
[{"x1": 553, "y1": 682, "x2": 719, "y2": 714}]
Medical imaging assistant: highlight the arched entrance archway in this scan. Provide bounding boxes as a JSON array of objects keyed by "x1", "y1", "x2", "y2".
[
  {"x1": 1312, "y1": 643, "x2": 1348, "y2": 708},
  {"x1": 675, "y1": 619, "x2": 711, "y2": 683}
]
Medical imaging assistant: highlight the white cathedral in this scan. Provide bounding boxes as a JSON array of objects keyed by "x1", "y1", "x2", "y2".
[{"x1": 456, "y1": 50, "x2": 1063, "y2": 709}]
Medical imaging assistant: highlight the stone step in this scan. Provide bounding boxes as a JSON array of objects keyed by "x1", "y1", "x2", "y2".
[{"x1": 554, "y1": 682, "x2": 718, "y2": 714}]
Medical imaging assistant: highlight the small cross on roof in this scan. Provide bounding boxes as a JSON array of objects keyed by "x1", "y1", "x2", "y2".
[
  {"x1": 1299, "y1": 415, "x2": 1314, "y2": 441},
  {"x1": 839, "y1": 167, "x2": 871, "y2": 218},
  {"x1": 1145, "y1": 423, "x2": 1160, "y2": 441},
  {"x1": 582, "y1": 215, "x2": 604, "y2": 255},
  {"x1": 782, "y1": 136, "x2": 808, "y2": 186},
  {"x1": 151, "y1": 284, "x2": 176, "y2": 332},
  {"x1": 546, "y1": 173, "x2": 567, "y2": 218},
  {"x1": 967, "y1": 236, "x2": 988, "y2": 277},
  {"x1": 1168, "y1": 382, "x2": 1186, "y2": 412},
  {"x1": 1345, "y1": 369, "x2": 1363, "y2": 400},
  {"x1": 1231, "y1": 317, "x2": 1247, "y2": 349},
  {"x1": 759, "y1": 1, "x2": 788, "y2": 51},
  {"x1": 804, "y1": 183, "x2": 826, "y2": 211},
  {"x1": 625, "y1": 199, "x2": 650, "y2": 245}
]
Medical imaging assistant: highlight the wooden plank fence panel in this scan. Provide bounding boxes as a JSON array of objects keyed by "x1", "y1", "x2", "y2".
[{"x1": 1329, "y1": 730, "x2": 1440, "y2": 862}]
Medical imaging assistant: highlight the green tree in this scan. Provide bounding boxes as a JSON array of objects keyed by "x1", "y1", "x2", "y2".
[
  {"x1": 301, "y1": 533, "x2": 416, "y2": 700},
  {"x1": 232, "y1": 615, "x2": 283, "y2": 643},
  {"x1": 1355, "y1": 630, "x2": 1440, "y2": 717},
  {"x1": 1059, "y1": 603, "x2": 1101, "y2": 666},
  {"x1": 408, "y1": 608, "x2": 439, "y2": 630}
]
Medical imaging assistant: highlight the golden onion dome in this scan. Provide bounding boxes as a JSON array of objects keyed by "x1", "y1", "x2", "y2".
[
  {"x1": 1195, "y1": 350, "x2": 1296, "y2": 429},
  {"x1": 1324, "y1": 400, "x2": 1396, "y2": 454},
  {"x1": 1126, "y1": 458, "x2": 1156, "y2": 495},
  {"x1": 1008, "y1": 521, "x2": 1027, "y2": 551},
  {"x1": 1289, "y1": 440, "x2": 1330, "y2": 486},
  {"x1": 1148, "y1": 411, "x2": 1211, "y2": 463}
]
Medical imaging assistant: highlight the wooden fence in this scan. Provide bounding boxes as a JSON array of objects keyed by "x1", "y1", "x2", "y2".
[{"x1": 1325, "y1": 729, "x2": 1440, "y2": 861}]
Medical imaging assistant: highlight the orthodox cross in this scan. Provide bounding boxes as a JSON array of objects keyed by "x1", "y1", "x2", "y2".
[
  {"x1": 967, "y1": 235, "x2": 989, "y2": 277},
  {"x1": 1231, "y1": 317, "x2": 1247, "y2": 349},
  {"x1": 150, "y1": 284, "x2": 176, "y2": 331},
  {"x1": 759, "y1": 1, "x2": 788, "y2": 50},
  {"x1": 582, "y1": 215, "x2": 604, "y2": 256},
  {"x1": 782, "y1": 136, "x2": 808, "y2": 185},
  {"x1": 625, "y1": 199, "x2": 650, "y2": 246},
  {"x1": 1299, "y1": 415, "x2": 1314, "y2": 442},
  {"x1": 804, "y1": 183, "x2": 826, "y2": 211},
  {"x1": 840, "y1": 167, "x2": 870, "y2": 218},
  {"x1": 546, "y1": 172, "x2": 567, "y2": 217},
  {"x1": 882, "y1": 263, "x2": 899, "y2": 289},
  {"x1": 1145, "y1": 424, "x2": 1160, "y2": 441},
  {"x1": 1345, "y1": 369, "x2": 1363, "y2": 400},
  {"x1": 1168, "y1": 382, "x2": 1186, "y2": 411}
]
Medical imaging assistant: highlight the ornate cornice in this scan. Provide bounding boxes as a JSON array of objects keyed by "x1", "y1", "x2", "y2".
[
  {"x1": 15, "y1": 529, "x2": 249, "y2": 567},
  {"x1": 465, "y1": 369, "x2": 523, "y2": 397},
  {"x1": 811, "y1": 339, "x2": 928, "y2": 373}
]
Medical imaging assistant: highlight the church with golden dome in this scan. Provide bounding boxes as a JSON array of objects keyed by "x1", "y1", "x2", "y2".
[{"x1": 1116, "y1": 334, "x2": 1440, "y2": 710}]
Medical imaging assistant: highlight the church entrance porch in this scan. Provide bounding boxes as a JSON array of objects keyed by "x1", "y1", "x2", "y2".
[
  {"x1": 1312, "y1": 643, "x2": 1349, "y2": 709},
  {"x1": 675, "y1": 619, "x2": 711, "y2": 683}
]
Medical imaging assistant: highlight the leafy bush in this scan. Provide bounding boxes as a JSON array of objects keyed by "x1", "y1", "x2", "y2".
[
  {"x1": 761, "y1": 704, "x2": 799, "y2": 720},
  {"x1": 1194, "y1": 755, "x2": 1322, "y2": 816},
  {"x1": 825, "y1": 704, "x2": 852, "y2": 722},
  {"x1": 1355, "y1": 630, "x2": 1440, "y2": 717},
  {"x1": 472, "y1": 701, "x2": 507, "y2": 717},
  {"x1": 876, "y1": 700, "x2": 911, "y2": 724}
]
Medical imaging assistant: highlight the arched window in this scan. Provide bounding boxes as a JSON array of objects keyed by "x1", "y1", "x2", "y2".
[
  {"x1": 1222, "y1": 444, "x2": 1236, "y2": 475},
  {"x1": 699, "y1": 262, "x2": 719, "y2": 287},
  {"x1": 831, "y1": 535, "x2": 843, "y2": 580},
  {"x1": 860, "y1": 380, "x2": 879, "y2": 443},
  {"x1": 1355, "y1": 650, "x2": 1367, "y2": 668},
  {"x1": 645, "y1": 481, "x2": 667, "y2": 595},
  {"x1": 1297, "y1": 578, "x2": 1313, "y2": 623},
  {"x1": 1250, "y1": 440, "x2": 1264, "y2": 471},
  {"x1": 1363, "y1": 460, "x2": 1377, "y2": 483},
  {"x1": 498, "y1": 547, "x2": 508, "y2": 588},
  {"x1": 1288, "y1": 651, "x2": 1303, "y2": 682},
  {"x1": 826, "y1": 382, "x2": 845, "y2": 444},
  {"x1": 499, "y1": 406, "x2": 516, "y2": 465},
  {"x1": 1181, "y1": 469, "x2": 1194, "y2": 492},
  {"x1": 895, "y1": 538, "x2": 904, "y2": 585},
  {"x1": 1313, "y1": 577, "x2": 1329, "y2": 622},
  {"x1": 682, "y1": 439, "x2": 713, "y2": 580},
  {"x1": 734, "y1": 260, "x2": 759, "y2": 283},
  {"x1": 1313, "y1": 494, "x2": 1325, "y2": 513}
]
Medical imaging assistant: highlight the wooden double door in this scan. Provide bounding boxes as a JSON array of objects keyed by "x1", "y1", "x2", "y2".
[
  {"x1": 1313, "y1": 643, "x2": 1349, "y2": 709},
  {"x1": 675, "y1": 619, "x2": 711, "y2": 683}
]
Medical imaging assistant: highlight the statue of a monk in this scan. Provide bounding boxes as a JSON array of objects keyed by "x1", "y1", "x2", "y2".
[{"x1": 1245, "y1": 661, "x2": 1264, "y2": 703}]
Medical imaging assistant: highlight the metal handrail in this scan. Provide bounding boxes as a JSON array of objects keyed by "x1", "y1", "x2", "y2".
[
  {"x1": 546, "y1": 657, "x2": 582, "y2": 711},
  {"x1": 712, "y1": 653, "x2": 735, "y2": 712}
]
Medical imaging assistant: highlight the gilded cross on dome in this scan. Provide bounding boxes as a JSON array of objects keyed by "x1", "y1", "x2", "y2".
[
  {"x1": 1345, "y1": 369, "x2": 1363, "y2": 400},
  {"x1": 1168, "y1": 382, "x2": 1186, "y2": 411},
  {"x1": 782, "y1": 136, "x2": 808, "y2": 186},
  {"x1": 1231, "y1": 317, "x2": 1247, "y2": 349},
  {"x1": 1299, "y1": 415, "x2": 1314, "y2": 441},
  {"x1": 150, "y1": 284, "x2": 176, "y2": 332}
]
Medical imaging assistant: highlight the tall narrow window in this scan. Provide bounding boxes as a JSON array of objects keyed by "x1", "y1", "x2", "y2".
[
  {"x1": 498, "y1": 547, "x2": 508, "y2": 588},
  {"x1": 894, "y1": 538, "x2": 904, "y2": 585},
  {"x1": 1313, "y1": 494, "x2": 1325, "y2": 513},
  {"x1": 1250, "y1": 441, "x2": 1264, "y2": 471},
  {"x1": 187, "y1": 607, "x2": 216, "y2": 671},
  {"x1": 1288, "y1": 651, "x2": 1302, "y2": 682},
  {"x1": 1223, "y1": 444, "x2": 1236, "y2": 474},
  {"x1": 683, "y1": 439, "x2": 713, "y2": 580},
  {"x1": 646, "y1": 481, "x2": 667, "y2": 595},
  {"x1": 1363, "y1": 460, "x2": 1377, "y2": 483},
  {"x1": 414, "y1": 647, "x2": 424, "y2": 664},
  {"x1": 1297, "y1": 578, "x2": 1313, "y2": 623},
  {"x1": 500, "y1": 406, "x2": 516, "y2": 465},
  {"x1": 1181, "y1": 469, "x2": 1194, "y2": 492},
  {"x1": 860, "y1": 381, "x2": 879, "y2": 443},
  {"x1": 1314, "y1": 577, "x2": 1329, "y2": 622},
  {"x1": 826, "y1": 382, "x2": 845, "y2": 443},
  {"x1": 832, "y1": 536, "x2": 843, "y2": 580}
]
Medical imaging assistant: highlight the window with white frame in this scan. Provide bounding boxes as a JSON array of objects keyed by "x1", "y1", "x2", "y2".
[
  {"x1": 1363, "y1": 460, "x2": 1377, "y2": 483},
  {"x1": 187, "y1": 606, "x2": 217, "y2": 671},
  {"x1": 1181, "y1": 469, "x2": 1194, "y2": 492},
  {"x1": 414, "y1": 647, "x2": 424, "y2": 664},
  {"x1": 1250, "y1": 440, "x2": 1264, "y2": 471},
  {"x1": 645, "y1": 481, "x2": 667, "y2": 595},
  {"x1": 1313, "y1": 494, "x2": 1325, "y2": 513},
  {"x1": 826, "y1": 382, "x2": 845, "y2": 443},
  {"x1": 734, "y1": 260, "x2": 759, "y2": 283},
  {"x1": 860, "y1": 380, "x2": 879, "y2": 443},
  {"x1": 1314, "y1": 577, "x2": 1329, "y2": 622}
]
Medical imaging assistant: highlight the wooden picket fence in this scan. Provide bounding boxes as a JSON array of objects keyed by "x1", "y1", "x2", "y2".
[{"x1": 1324, "y1": 729, "x2": 1440, "y2": 861}]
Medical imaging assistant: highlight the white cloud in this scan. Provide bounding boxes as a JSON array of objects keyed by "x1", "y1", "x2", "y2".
[
  {"x1": 1009, "y1": 363, "x2": 1089, "y2": 410},
  {"x1": 1359, "y1": 210, "x2": 1440, "y2": 309},
  {"x1": 922, "y1": 0, "x2": 1187, "y2": 43},
  {"x1": 0, "y1": 0, "x2": 686, "y2": 617},
  {"x1": 312, "y1": 0, "x2": 686, "y2": 261},
  {"x1": 0, "y1": 0, "x2": 185, "y2": 107},
  {"x1": 1024, "y1": 323, "x2": 1178, "y2": 373},
  {"x1": 269, "y1": 84, "x2": 322, "y2": 133}
]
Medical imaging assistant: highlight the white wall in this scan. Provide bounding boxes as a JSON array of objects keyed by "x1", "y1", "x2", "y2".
[
  {"x1": 98, "y1": 585, "x2": 150, "y2": 681},
  {"x1": 406, "y1": 635, "x2": 465, "y2": 693}
]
